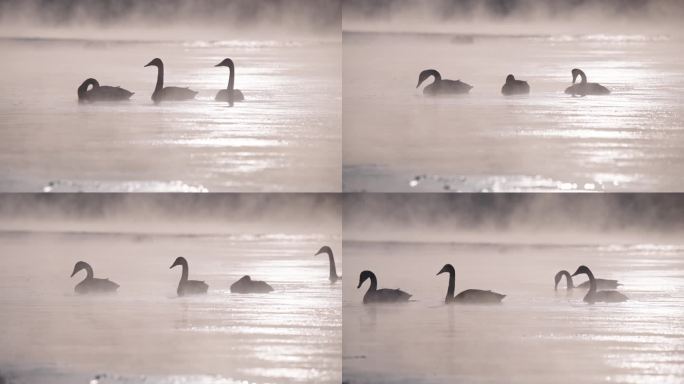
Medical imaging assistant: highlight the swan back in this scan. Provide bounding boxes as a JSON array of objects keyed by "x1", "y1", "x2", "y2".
[{"x1": 230, "y1": 275, "x2": 274, "y2": 294}]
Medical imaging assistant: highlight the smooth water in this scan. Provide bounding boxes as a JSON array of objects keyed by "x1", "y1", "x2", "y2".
[
  {"x1": 343, "y1": 240, "x2": 684, "y2": 384},
  {"x1": 343, "y1": 32, "x2": 684, "y2": 192},
  {"x1": 0, "y1": 229, "x2": 342, "y2": 384},
  {"x1": 0, "y1": 37, "x2": 341, "y2": 192}
]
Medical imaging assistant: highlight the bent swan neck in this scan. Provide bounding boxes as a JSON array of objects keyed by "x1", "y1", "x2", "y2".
[
  {"x1": 179, "y1": 261, "x2": 189, "y2": 283},
  {"x1": 367, "y1": 273, "x2": 377, "y2": 292},
  {"x1": 561, "y1": 270, "x2": 574, "y2": 289},
  {"x1": 83, "y1": 264, "x2": 94, "y2": 280},
  {"x1": 578, "y1": 70, "x2": 587, "y2": 84}
]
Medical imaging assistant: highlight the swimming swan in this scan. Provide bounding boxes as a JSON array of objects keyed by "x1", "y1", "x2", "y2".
[
  {"x1": 315, "y1": 245, "x2": 340, "y2": 283},
  {"x1": 437, "y1": 264, "x2": 505, "y2": 304},
  {"x1": 70, "y1": 261, "x2": 119, "y2": 294},
  {"x1": 357, "y1": 270, "x2": 411, "y2": 304},
  {"x1": 230, "y1": 275, "x2": 274, "y2": 294},
  {"x1": 554, "y1": 270, "x2": 620, "y2": 290},
  {"x1": 170, "y1": 257, "x2": 208, "y2": 296},
  {"x1": 501, "y1": 74, "x2": 530, "y2": 95},
  {"x1": 416, "y1": 69, "x2": 472, "y2": 95},
  {"x1": 144, "y1": 58, "x2": 198, "y2": 103},
  {"x1": 77, "y1": 78, "x2": 133, "y2": 102},
  {"x1": 571, "y1": 265, "x2": 628, "y2": 303},
  {"x1": 215, "y1": 58, "x2": 245, "y2": 103},
  {"x1": 565, "y1": 68, "x2": 610, "y2": 96}
]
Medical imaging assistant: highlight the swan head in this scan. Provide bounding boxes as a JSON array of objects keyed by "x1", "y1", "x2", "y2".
[
  {"x1": 238, "y1": 275, "x2": 252, "y2": 282},
  {"x1": 571, "y1": 68, "x2": 582, "y2": 84},
  {"x1": 571, "y1": 265, "x2": 591, "y2": 277},
  {"x1": 416, "y1": 69, "x2": 438, "y2": 88},
  {"x1": 77, "y1": 78, "x2": 100, "y2": 99},
  {"x1": 357, "y1": 270, "x2": 374, "y2": 288},
  {"x1": 315, "y1": 246, "x2": 333, "y2": 257},
  {"x1": 145, "y1": 58, "x2": 163, "y2": 68},
  {"x1": 70, "y1": 261, "x2": 90, "y2": 277},
  {"x1": 170, "y1": 256, "x2": 187, "y2": 269},
  {"x1": 506, "y1": 74, "x2": 515, "y2": 83},
  {"x1": 436, "y1": 264, "x2": 455, "y2": 276},
  {"x1": 215, "y1": 58, "x2": 235, "y2": 68}
]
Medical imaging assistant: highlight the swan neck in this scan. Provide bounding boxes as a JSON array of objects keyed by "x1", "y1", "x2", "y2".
[
  {"x1": 446, "y1": 270, "x2": 455, "y2": 302},
  {"x1": 563, "y1": 271, "x2": 574, "y2": 289},
  {"x1": 579, "y1": 70, "x2": 587, "y2": 84},
  {"x1": 180, "y1": 261, "x2": 189, "y2": 283},
  {"x1": 84, "y1": 264, "x2": 94, "y2": 280},
  {"x1": 228, "y1": 65, "x2": 235, "y2": 91},
  {"x1": 327, "y1": 252, "x2": 338, "y2": 279},
  {"x1": 586, "y1": 269, "x2": 596, "y2": 292},
  {"x1": 155, "y1": 64, "x2": 164, "y2": 92},
  {"x1": 368, "y1": 274, "x2": 377, "y2": 292}
]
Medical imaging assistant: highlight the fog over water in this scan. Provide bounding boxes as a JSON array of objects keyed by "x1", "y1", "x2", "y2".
[
  {"x1": 0, "y1": 1, "x2": 341, "y2": 192},
  {"x1": 343, "y1": 194, "x2": 684, "y2": 384},
  {"x1": 342, "y1": 0, "x2": 684, "y2": 192},
  {"x1": 0, "y1": 194, "x2": 342, "y2": 384}
]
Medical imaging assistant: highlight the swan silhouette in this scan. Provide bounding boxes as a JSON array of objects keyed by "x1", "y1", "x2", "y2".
[
  {"x1": 315, "y1": 245, "x2": 340, "y2": 283},
  {"x1": 501, "y1": 74, "x2": 530, "y2": 95},
  {"x1": 144, "y1": 58, "x2": 197, "y2": 103},
  {"x1": 230, "y1": 275, "x2": 273, "y2": 294},
  {"x1": 215, "y1": 58, "x2": 245, "y2": 103},
  {"x1": 571, "y1": 265, "x2": 628, "y2": 303},
  {"x1": 170, "y1": 257, "x2": 208, "y2": 296},
  {"x1": 416, "y1": 69, "x2": 472, "y2": 95},
  {"x1": 564, "y1": 68, "x2": 610, "y2": 96},
  {"x1": 357, "y1": 270, "x2": 411, "y2": 304},
  {"x1": 70, "y1": 261, "x2": 119, "y2": 294},
  {"x1": 554, "y1": 270, "x2": 620, "y2": 291},
  {"x1": 437, "y1": 264, "x2": 505, "y2": 304},
  {"x1": 77, "y1": 78, "x2": 133, "y2": 102}
]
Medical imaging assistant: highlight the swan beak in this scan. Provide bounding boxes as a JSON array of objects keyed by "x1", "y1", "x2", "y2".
[
  {"x1": 144, "y1": 61, "x2": 155, "y2": 67},
  {"x1": 70, "y1": 269, "x2": 77, "y2": 277},
  {"x1": 571, "y1": 271, "x2": 579, "y2": 277},
  {"x1": 356, "y1": 282, "x2": 362, "y2": 288}
]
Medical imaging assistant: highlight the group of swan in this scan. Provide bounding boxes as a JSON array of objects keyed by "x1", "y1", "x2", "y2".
[
  {"x1": 77, "y1": 58, "x2": 243, "y2": 104},
  {"x1": 357, "y1": 264, "x2": 505, "y2": 305},
  {"x1": 357, "y1": 264, "x2": 627, "y2": 305},
  {"x1": 555, "y1": 266, "x2": 627, "y2": 303},
  {"x1": 417, "y1": 68, "x2": 609, "y2": 96},
  {"x1": 69, "y1": 246, "x2": 339, "y2": 296}
]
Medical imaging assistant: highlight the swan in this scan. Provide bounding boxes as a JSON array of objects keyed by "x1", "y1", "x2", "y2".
[
  {"x1": 215, "y1": 58, "x2": 245, "y2": 103},
  {"x1": 416, "y1": 69, "x2": 472, "y2": 95},
  {"x1": 77, "y1": 78, "x2": 133, "y2": 102},
  {"x1": 315, "y1": 245, "x2": 340, "y2": 283},
  {"x1": 571, "y1": 265, "x2": 628, "y2": 303},
  {"x1": 170, "y1": 257, "x2": 208, "y2": 296},
  {"x1": 70, "y1": 261, "x2": 119, "y2": 294},
  {"x1": 554, "y1": 270, "x2": 620, "y2": 290},
  {"x1": 437, "y1": 264, "x2": 505, "y2": 304},
  {"x1": 565, "y1": 68, "x2": 610, "y2": 96},
  {"x1": 144, "y1": 58, "x2": 197, "y2": 103},
  {"x1": 230, "y1": 275, "x2": 273, "y2": 293},
  {"x1": 501, "y1": 74, "x2": 530, "y2": 95},
  {"x1": 357, "y1": 270, "x2": 411, "y2": 304}
]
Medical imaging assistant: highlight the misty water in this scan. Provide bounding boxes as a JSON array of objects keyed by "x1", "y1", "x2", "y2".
[
  {"x1": 0, "y1": 228, "x2": 342, "y2": 384},
  {"x1": 343, "y1": 240, "x2": 684, "y2": 384},
  {"x1": 343, "y1": 32, "x2": 684, "y2": 192},
  {"x1": 0, "y1": 36, "x2": 341, "y2": 192}
]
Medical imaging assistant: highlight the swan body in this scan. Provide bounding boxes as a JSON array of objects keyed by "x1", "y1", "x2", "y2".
[
  {"x1": 571, "y1": 265, "x2": 627, "y2": 303},
  {"x1": 170, "y1": 257, "x2": 208, "y2": 296},
  {"x1": 315, "y1": 245, "x2": 341, "y2": 283},
  {"x1": 501, "y1": 74, "x2": 530, "y2": 95},
  {"x1": 145, "y1": 58, "x2": 197, "y2": 103},
  {"x1": 215, "y1": 58, "x2": 245, "y2": 103},
  {"x1": 437, "y1": 264, "x2": 505, "y2": 304},
  {"x1": 71, "y1": 261, "x2": 119, "y2": 294},
  {"x1": 357, "y1": 270, "x2": 411, "y2": 304},
  {"x1": 230, "y1": 275, "x2": 274, "y2": 294},
  {"x1": 417, "y1": 69, "x2": 472, "y2": 96},
  {"x1": 565, "y1": 68, "x2": 610, "y2": 96},
  {"x1": 554, "y1": 270, "x2": 621, "y2": 290},
  {"x1": 77, "y1": 78, "x2": 133, "y2": 102}
]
